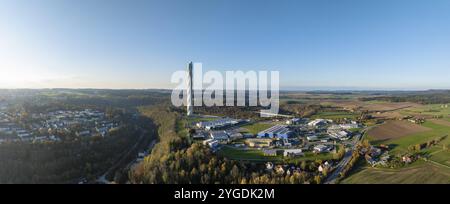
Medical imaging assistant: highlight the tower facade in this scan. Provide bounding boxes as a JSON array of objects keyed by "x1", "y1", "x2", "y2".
[{"x1": 186, "y1": 62, "x2": 194, "y2": 116}]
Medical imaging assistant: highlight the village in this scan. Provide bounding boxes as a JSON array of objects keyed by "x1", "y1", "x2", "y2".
[{"x1": 0, "y1": 106, "x2": 120, "y2": 144}]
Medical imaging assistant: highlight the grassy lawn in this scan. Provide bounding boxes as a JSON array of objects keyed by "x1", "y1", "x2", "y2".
[
  {"x1": 217, "y1": 146, "x2": 282, "y2": 161},
  {"x1": 311, "y1": 111, "x2": 357, "y2": 120},
  {"x1": 341, "y1": 161, "x2": 450, "y2": 184},
  {"x1": 240, "y1": 123, "x2": 273, "y2": 134},
  {"x1": 217, "y1": 146, "x2": 335, "y2": 162}
]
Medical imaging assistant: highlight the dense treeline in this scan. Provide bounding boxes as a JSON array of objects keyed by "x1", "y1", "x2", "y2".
[
  {"x1": 408, "y1": 135, "x2": 447, "y2": 152},
  {"x1": 360, "y1": 90, "x2": 450, "y2": 104},
  {"x1": 281, "y1": 104, "x2": 322, "y2": 117}
]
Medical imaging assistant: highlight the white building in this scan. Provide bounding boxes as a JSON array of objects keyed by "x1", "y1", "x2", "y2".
[
  {"x1": 202, "y1": 139, "x2": 219, "y2": 148},
  {"x1": 286, "y1": 118, "x2": 302, "y2": 125},
  {"x1": 196, "y1": 118, "x2": 240, "y2": 130},
  {"x1": 283, "y1": 149, "x2": 303, "y2": 157},
  {"x1": 314, "y1": 145, "x2": 329, "y2": 153},
  {"x1": 308, "y1": 119, "x2": 331, "y2": 127},
  {"x1": 306, "y1": 135, "x2": 319, "y2": 141},
  {"x1": 327, "y1": 129, "x2": 351, "y2": 140},
  {"x1": 339, "y1": 123, "x2": 359, "y2": 130}
]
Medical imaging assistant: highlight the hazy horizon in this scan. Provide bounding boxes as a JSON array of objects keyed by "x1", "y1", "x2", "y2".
[
  {"x1": 0, "y1": 87, "x2": 449, "y2": 92},
  {"x1": 1, "y1": 0, "x2": 450, "y2": 90}
]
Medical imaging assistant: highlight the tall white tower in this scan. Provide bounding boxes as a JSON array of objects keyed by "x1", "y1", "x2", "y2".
[{"x1": 186, "y1": 62, "x2": 194, "y2": 116}]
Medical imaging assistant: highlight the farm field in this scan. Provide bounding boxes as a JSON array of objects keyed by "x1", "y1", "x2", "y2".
[
  {"x1": 400, "y1": 104, "x2": 450, "y2": 117},
  {"x1": 429, "y1": 119, "x2": 450, "y2": 127},
  {"x1": 361, "y1": 102, "x2": 419, "y2": 112},
  {"x1": 361, "y1": 119, "x2": 450, "y2": 184},
  {"x1": 341, "y1": 161, "x2": 450, "y2": 184},
  {"x1": 381, "y1": 121, "x2": 450, "y2": 154},
  {"x1": 367, "y1": 120, "x2": 450, "y2": 155},
  {"x1": 429, "y1": 150, "x2": 450, "y2": 166},
  {"x1": 367, "y1": 120, "x2": 431, "y2": 140}
]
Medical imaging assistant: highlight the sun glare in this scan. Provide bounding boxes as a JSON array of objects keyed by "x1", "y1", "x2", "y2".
[{"x1": 0, "y1": 70, "x2": 49, "y2": 88}]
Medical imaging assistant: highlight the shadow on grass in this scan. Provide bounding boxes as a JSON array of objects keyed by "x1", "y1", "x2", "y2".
[{"x1": 370, "y1": 139, "x2": 399, "y2": 149}]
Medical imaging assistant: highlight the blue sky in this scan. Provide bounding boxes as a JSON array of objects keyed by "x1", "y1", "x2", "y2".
[{"x1": 1, "y1": 0, "x2": 450, "y2": 90}]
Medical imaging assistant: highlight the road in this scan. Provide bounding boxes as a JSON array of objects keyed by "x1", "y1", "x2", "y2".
[
  {"x1": 324, "y1": 128, "x2": 366, "y2": 184},
  {"x1": 324, "y1": 150, "x2": 353, "y2": 184},
  {"x1": 96, "y1": 128, "x2": 155, "y2": 184}
]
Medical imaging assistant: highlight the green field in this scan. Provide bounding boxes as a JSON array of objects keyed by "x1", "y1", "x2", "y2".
[
  {"x1": 217, "y1": 146, "x2": 335, "y2": 162},
  {"x1": 401, "y1": 104, "x2": 450, "y2": 117},
  {"x1": 217, "y1": 146, "x2": 282, "y2": 161},
  {"x1": 240, "y1": 123, "x2": 273, "y2": 134},
  {"x1": 371, "y1": 121, "x2": 450, "y2": 154},
  {"x1": 311, "y1": 111, "x2": 357, "y2": 120},
  {"x1": 345, "y1": 120, "x2": 450, "y2": 184},
  {"x1": 341, "y1": 161, "x2": 450, "y2": 184},
  {"x1": 429, "y1": 150, "x2": 450, "y2": 166}
]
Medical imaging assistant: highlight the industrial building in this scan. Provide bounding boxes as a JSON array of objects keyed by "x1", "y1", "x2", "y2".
[
  {"x1": 257, "y1": 125, "x2": 292, "y2": 139},
  {"x1": 308, "y1": 119, "x2": 331, "y2": 127},
  {"x1": 313, "y1": 144, "x2": 330, "y2": 153},
  {"x1": 209, "y1": 131, "x2": 229, "y2": 142},
  {"x1": 196, "y1": 118, "x2": 240, "y2": 130},
  {"x1": 327, "y1": 129, "x2": 351, "y2": 140},
  {"x1": 283, "y1": 149, "x2": 303, "y2": 157}
]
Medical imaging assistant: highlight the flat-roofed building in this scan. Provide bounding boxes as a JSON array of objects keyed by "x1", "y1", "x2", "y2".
[
  {"x1": 283, "y1": 149, "x2": 304, "y2": 157},
  {"x1": 314, "y1": 144, "x2": 329, "y2": 153},
  {"x1": 210, "y1": 131, "x2": 229, "y2": 142},
  {"x1": 308, "y1": 119, "x2": 331, "y2": 127},
  {"x1": 245, "y1": 138, "x2": 273, "y2": 148},
  {"x1": 257, "y1": 125, "x2": 292, "y2": 139},
  {"x1": 196, "y1": 118, "x2": 240, "y2": 130}
]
